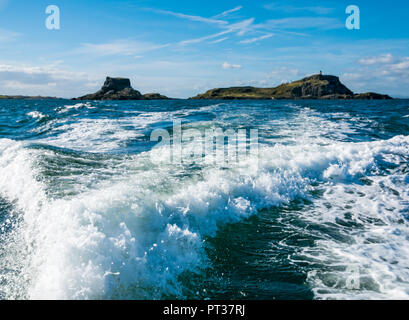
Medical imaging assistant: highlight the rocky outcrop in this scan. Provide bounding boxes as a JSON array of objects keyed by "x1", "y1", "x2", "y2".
[
  {"x1": 353, "y1": 92, "x2": 392, "y2": 100},
  {"x1": 274, "y1": 74, "x2": 354, "y2": 99},
  {"x1": 73, "y1": 77, "x2": 171, "y2": 100},
  {"x1": 101, "y1": 77, "x2": 132, "y2": 93},
  {"x1": 190, "y1": 74, "x2": 392, "y2": 100},
  {"x1": 142, "y1": 93, "x2": 170, "y2": 100}
]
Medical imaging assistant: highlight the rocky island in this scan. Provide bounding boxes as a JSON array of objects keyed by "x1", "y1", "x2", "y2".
[
  {"x1": 190, "y1": 74, "x2": 392, "y2": 100},
  {"x1": 1, "y1": 74, "x2": 394, "y2": 101},
  {"x1": 73, "y1": 77, "x2": 171, "y2": 100}
]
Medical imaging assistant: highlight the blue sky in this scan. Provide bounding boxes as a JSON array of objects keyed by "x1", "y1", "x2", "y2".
[{"x1": 0, "y1": 0, "x2": 409, "y2": 98}]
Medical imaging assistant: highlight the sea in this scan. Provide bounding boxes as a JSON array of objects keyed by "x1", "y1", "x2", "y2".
[{"x1": 0, "y1": 99, "x2": 409, "y2": 300}]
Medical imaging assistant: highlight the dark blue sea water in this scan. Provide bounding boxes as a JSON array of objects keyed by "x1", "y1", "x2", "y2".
[{"x1": 0, "y1": 99, "x2": 409, "y2": 300}]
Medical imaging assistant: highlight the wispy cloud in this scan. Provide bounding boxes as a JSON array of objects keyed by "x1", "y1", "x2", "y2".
[
  {"x1": 75, "y1": 39, "x2": 169, "y2": 56},
  {"x1": 178, "y1": 18, "x2": 256, "y2": 45},
  {"x1": 151, "y1": 9, "x2": 227, "y2": 25},
  {"x1": 222, "y1": 62, "x2": 242, "y2": 70},
  {"x1": 149, "y1": 6, "x2": 256, "y2": 46},
  {"x1": 227, "y1": 18, "x2": 255, "y2": 36},
  {"x1": 213, "y1": 6, "x2": 243, "y2": 19},
  {"x1": 0, "y1": 63, "x2": 97, "y2": 97},
  {"x1": 0, "y1": 28, "x2": 21, "y2": 42},
  {"x1": 179, "y1": 30, "x2": 232, "y2": 45},
  {"x1": 164, "y1": 4, "x2": 331, "y2": 48},
  {"x1": 0, "y1": 64, "x2": 91, "y2": 82},
  {"x1": 260, "y1": 17, "x2": 343, "y2": 30},
  {"x1": 210, "y1": 37, "x2": 229, "y2": 44},
  {"x1": 264, "y1": 3, "x2": 334, "y2": 15},
  {"x1": 240, "y1": 33, "x2": 273, "y2": 44},
  {"x1": 358, "y1": 53, "x2": 394, "y2": 65}
]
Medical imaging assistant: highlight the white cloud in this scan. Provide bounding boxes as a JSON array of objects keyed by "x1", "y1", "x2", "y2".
[
  {"x1": 0, "y1": 63, "x2": 98, "y2": 97},
  {"x1": 153, "y1": 6, "x2": 339, "y2": 48},
  {"x1": 240, "y1": 33, "x2": 273, "y2": 44},
  {"x1": 179, "y1": 30, "x2": 231, "y2": 45},
  {"x1": 264, "y1": 4, "x2": 334, "y2": 15},
  {"x1": 0, "y1": 64, "x2": 87, "y2": 81},
  {"x1": 391, "y1": 58, "x2": 409, "y2": 72},
  {"x1": 209, "y1": 37, "x2": 229, "y2": 44},
  {"x1": 343, "y1": 54, "x2": 409, "y2": 96},
  {"x1": 355, "y1": 54, "x2": 409, "y2": 76},
  {"x1": 166, "y1": 6, "x2": 339, "y2": 46},
  {"x1": 179, "y1": 17, "x2": 257, "y2": 45},
  {"x1": 213, "y1": 6, "x2": 243, "y2": 19},
  {"x1": 358, "y1": 53, "x2": 394, "y2": 65},
  {"x1": 152, "y1": 9, "x2": 227, "y2": 25},
  {"x1": 260, "y1": 17, "x2": 343, "y2": 30},
  {"x1": 180, "y1": 18, "x2": 256, "y2": 45},
  {"x1": 75, "y1": 39, "x2": 169, "y2": 56},
  {"x1": 0, "y1": 28, "x2": 21, "y2": 42},
  {"x1": 222, "y1": 62, "x2": 242, "y2": 70},
  {"x1": 227, "y1": 18, "x2": 255, "y2": 36}
]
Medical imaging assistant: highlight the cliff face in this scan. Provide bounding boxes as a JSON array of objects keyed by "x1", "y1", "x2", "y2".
[
  {"x1": 274, "y1": 74, "x2": 353, "y2": 99},
  {"x1": 74, "y1": 77, "x2": 170, "y2": 100},
  {"x1": 190, "y1": 74, "x2": 392, "y2": 100},
  {"x1": 101, "y1": 77, "x2": 131, "y2": 92}
]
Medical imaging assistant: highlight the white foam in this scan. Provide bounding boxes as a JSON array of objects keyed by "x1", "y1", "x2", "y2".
[
  {"x1": 0, "y1": 139, "x2": 46, "y2": 299},
  {"x1": 34, "y1": 111, "x2": 181, "y2": 152},
  {"x1": 41, "y1": 118, "x2": 144, "y2": 152},
  {"x1": 269, "y1": 135, "x2": 409, "y2": 300},
  {"x1": 0, "y1": 136, "x2": 307, "y2": 299},
  {"x1": 26, "y1": 111, "x2": 46, "y2": 119},
  {"x1": 1, "y1": 108, "x2": 409, "y2": 300},
  {"x1": 57, "y1": 102, "x2": 95, "y2": 113}
]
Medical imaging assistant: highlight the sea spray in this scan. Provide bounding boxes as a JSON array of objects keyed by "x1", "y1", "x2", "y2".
[{"x1": 0, "y1": 99, "x2": 408, "y2": 300}]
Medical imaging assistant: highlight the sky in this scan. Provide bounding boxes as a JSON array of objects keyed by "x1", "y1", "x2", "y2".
[{"x1": 0, "y1": 0, "x2": 409, "y2": 98}]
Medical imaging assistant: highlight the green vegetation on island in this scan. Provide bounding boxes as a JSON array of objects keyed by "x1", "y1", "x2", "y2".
[
  {"x1": 190, "y1": 74, "x2": 393, "y2": 100},
  {"x1": 1, "y1": 74, "x2": 394, "y2": 101}
]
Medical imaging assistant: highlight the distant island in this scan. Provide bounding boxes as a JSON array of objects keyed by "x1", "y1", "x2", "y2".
[
  {"x1": 0, "y1": 74, "x2": 394, "y2": 100},
  {"x1": 0, "y1": 95, "x2": 61, "y2": 100},
  {"x1": 73, "y1": 77, "x2": 172, "y2": 101},
  {"x1": 190, "y1": 74, "x2": 393, "y2": 100}
]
